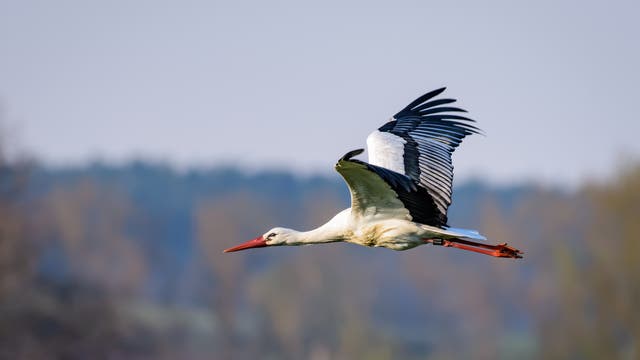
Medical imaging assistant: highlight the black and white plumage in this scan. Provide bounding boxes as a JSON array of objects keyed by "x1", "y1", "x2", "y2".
[
  {"x1": 225, "y1": 88, "x2": 523, "y2": 259},
  {"x1": 366, "y1": 87, "x2": 481, "y2": 227}
]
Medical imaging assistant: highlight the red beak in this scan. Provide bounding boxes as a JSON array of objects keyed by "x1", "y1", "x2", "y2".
[{"x1": 224, "y1": 236, "x2": 268, "y2": 253}]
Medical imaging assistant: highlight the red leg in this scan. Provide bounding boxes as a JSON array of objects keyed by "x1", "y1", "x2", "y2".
[{"x1": 424, "y1": 238, "x2": 523, "y2": 259}]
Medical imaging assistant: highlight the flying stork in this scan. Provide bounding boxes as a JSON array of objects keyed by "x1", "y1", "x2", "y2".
[{"x1": 224, "y1": 88, "x2": 523, "y2": 259}]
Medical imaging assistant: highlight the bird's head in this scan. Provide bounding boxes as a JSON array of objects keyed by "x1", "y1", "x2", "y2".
[{"x1": 224, "y1": 227, "x2": 296, "y2": 253}]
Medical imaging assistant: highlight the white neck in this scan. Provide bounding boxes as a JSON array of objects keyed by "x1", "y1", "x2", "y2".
[{"x1": 288, "y1": 209, "x2": 350, "y2": 246}]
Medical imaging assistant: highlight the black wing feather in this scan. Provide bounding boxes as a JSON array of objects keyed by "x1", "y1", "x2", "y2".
[
  {"x1": 401, "y1": 87, "x2": 447, "y2": 113},
  {"x1": 376, "y1": 88, "x2": 481, "y2": 222}
]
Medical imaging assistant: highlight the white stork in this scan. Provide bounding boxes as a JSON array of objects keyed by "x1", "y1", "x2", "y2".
[{"x1": 224, "y1": 88, "x2": 523, "y2": 259}]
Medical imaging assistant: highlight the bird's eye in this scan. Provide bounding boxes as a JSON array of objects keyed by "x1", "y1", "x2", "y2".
[{"x1": 267, "y1": 233, "x2": 276, "y2": 239}]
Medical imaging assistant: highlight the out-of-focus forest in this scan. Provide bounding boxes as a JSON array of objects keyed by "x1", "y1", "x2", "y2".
[{"x1": 1, "y1": 131, "x2": 638, "y2": 359}]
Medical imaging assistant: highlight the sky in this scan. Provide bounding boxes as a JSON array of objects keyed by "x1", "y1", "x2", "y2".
[{"x1": 1, "y1": 0, "x2": 639, "y2": 186}]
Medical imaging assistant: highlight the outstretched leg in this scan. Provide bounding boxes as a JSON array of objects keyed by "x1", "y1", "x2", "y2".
[{"x1": 424, "y1": 238, "x2": 523, "y2": 259}]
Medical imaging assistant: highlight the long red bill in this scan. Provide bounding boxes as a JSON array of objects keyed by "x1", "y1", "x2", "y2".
[{"x1": 224, "y1": 236, "x2": 268, "y2": 253}]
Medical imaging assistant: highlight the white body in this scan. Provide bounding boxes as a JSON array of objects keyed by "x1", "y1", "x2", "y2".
[{"x1": 279, "y1": 207, "x2": 485, "y2": 251}]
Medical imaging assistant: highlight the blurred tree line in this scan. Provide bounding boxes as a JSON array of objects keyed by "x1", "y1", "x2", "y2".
[{"x1": 0, "y1": 132, "x2": 638, "y2": 359}]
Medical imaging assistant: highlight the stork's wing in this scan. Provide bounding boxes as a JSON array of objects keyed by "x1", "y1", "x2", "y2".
[
  {"x1": 335, "y1": 149, "x2": 445, "y2": 226},
  {"x1": 366, "y1": 87, "x2": 481, "y2": 223}
]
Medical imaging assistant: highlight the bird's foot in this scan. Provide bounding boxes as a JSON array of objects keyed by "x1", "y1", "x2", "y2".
[{"x1": 488, "y1": 243, "x2": 523, "y2": 259}]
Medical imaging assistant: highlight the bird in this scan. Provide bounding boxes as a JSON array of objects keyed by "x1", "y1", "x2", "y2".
[{"x1": 224, "y1": 88, "x2": 523, "y2": 259}]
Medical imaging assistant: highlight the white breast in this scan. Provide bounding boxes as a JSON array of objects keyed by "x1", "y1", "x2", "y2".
[
  {"x1": 347, "y1": 216, "x2": 425, "y2": 251},
  {"x1": 366, "y1": 130, "x2": 406, "y2": 174}
]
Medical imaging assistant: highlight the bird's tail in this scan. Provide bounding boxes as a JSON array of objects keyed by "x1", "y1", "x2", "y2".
[{"x1": 426, "y1": 226, "x2": 487, "y2": 241}]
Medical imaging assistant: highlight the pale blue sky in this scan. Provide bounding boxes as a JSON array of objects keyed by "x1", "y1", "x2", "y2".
[{"x1": 1, "y1": 0, "x2": 639, "y2": 186}]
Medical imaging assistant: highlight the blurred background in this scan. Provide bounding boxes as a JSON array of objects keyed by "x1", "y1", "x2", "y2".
[{"x1": 1, "y1": 1, "x2": 639, "y2": 359}]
